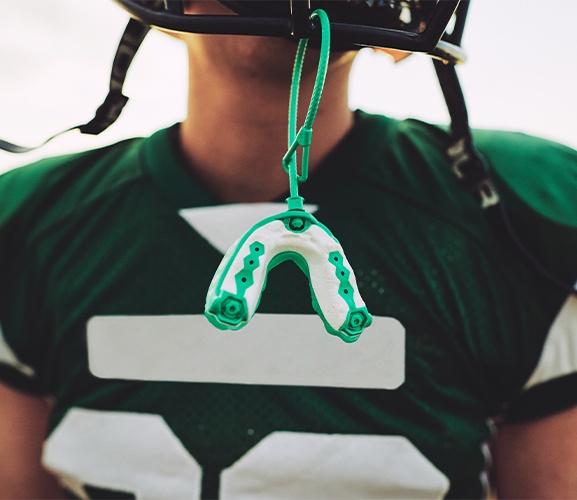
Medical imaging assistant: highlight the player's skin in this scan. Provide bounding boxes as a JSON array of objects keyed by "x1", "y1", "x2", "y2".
[
  {"x1": 0, "y1": 383, "x2": 64, "y2": 499},
  {"x1": 492, "y1": 406, "x2": 577, "y2": 497},
  {"x1": 177, "y1": 0, "x2": 357, "y2": 204},
  {"x1": 1, "y1": 1, "x2": 577, "y2": 498}
]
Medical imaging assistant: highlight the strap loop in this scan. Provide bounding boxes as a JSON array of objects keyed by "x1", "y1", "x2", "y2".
[
  {"x1": 447, "y1": 136, "x2": 499, "y2": 208},
  {"x1": 283, "y1": 9, "x2": 330, "y2": 203}
]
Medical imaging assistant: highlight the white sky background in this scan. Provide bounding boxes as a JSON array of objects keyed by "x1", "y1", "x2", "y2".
[{"x1": 1, "y1": 0, "x2": 576, "y2": 173}]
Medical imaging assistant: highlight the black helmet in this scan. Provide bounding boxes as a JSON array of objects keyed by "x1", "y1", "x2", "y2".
[
  {"x1": 114, "y1": 0, "x2": 468, "y2": 63},
  {"x1": 0, "y1": 0, "x2": 468, "y2": 154}
]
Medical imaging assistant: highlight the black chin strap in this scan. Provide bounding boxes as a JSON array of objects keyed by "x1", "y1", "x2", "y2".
[
  {"x1": 433, "y1": 60, "x2": 499, "y2": 209},
  {"x1": 0, "y1": 18, "x2": 150, "y2": 154},
  {"x1": 434, "y1": 59, "x2": 577, "y2": 296}
]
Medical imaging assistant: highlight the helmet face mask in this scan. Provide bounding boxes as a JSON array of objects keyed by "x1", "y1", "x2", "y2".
[
  {"x1": 114, "y1": 0, "x2": 467, "y2": 61},
  {"x1": 219, "y1": 1, "x2": 437, "y2": 34}
]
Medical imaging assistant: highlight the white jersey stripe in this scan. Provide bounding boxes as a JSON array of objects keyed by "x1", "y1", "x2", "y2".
[
  {"x1": 0, "y1": 321, "x2": 35, "y2": 377},
  {"x1": 524, "y1": 292, "x2": 577, "y2": 390},
  {"x1": 87, "y1": 314, "x2": 405, "y2": 390}
]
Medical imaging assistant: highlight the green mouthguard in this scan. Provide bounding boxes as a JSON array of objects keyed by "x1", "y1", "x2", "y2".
[{"x1": 205, "y1": 10, "x2": 372, "y2": 342}]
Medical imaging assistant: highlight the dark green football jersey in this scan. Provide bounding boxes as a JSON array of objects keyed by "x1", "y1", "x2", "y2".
[{"x1": 1, "y1": 111, "x2": 577, "y2": 498}]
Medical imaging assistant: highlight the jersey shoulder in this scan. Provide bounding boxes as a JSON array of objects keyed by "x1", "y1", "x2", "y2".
[
  {"x1": 474, "y1": 129, "x2": 577, "y2": 284},
  {"x1": 357, "y1": 111, "x2": 577, "y2": 225},
  {"x1": 356, "y1": 112, "x2": 577, "y2": 284},
  {"x1": 473, "y1": 129, "x2": 577, "y2": 227},
  {"x1": 0, "y1": 137, "x2": 145, "y2": 239}
]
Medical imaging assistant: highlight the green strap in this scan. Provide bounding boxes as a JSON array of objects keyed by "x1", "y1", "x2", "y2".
[{"x1": 282, "y1": 9, "x2": 331, "y2": 211}]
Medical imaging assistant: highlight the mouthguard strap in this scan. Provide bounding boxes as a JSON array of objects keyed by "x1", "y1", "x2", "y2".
[{"x1": 283, "y1": 9, "x2": 330, "y2": 207}]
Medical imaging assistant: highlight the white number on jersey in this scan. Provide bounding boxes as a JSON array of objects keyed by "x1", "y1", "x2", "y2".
[{"x1": 44, "y1": 408, "x2": 449, "y2": 499}]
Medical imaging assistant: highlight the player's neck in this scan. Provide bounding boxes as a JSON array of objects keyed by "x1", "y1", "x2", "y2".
[{"x1": 178, "y1": 51, "x2": 355, "y2": 203}]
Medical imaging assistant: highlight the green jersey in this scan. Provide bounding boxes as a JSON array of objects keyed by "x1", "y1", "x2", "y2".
[{"x1": 1, "y1": 111, "x2": 576, "y2": 498}]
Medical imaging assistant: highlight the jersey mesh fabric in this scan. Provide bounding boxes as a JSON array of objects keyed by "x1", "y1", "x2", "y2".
[{"x1": 1, "y1": 111, "x2": 576, "y2": 498}]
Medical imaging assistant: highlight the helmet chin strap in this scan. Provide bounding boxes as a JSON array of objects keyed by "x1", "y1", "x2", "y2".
[
  {"x1": 204, "y1": 9, "x2": 373, "y2": 342},
  {"x1": 433, "y1": 59, "x2": 500, "y2": 210},
  {"x1": 434, "y1": 59, "x2": 577, "y2": 296},
  {"x1": 0, "y1": 18, "x2": 149, "y2": 154}
]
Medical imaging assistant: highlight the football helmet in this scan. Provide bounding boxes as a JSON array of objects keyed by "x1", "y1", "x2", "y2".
[
  {"x1": 0, "y1": 0, "x2": 468, "y2": 153},
  {"x1": 113, "y1": 0, "x2": 468, "y2": 63}
]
